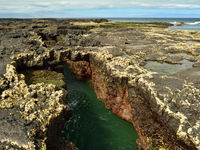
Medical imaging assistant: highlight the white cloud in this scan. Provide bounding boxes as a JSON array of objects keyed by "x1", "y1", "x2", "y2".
[{"x1": 0, "y1": 0, "x2": 200, "y2": 14}]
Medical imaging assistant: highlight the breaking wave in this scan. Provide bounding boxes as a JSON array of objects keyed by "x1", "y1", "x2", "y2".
[
  {"x1": 171, "y1": 21, "x2": 200, "y2": 25},
  {"x1": 185, "y1": 21, "x2": 200, "y2": 25}
]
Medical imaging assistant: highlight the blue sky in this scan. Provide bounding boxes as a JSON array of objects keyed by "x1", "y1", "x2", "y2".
[{"x1": 0, "y1": 0, "x2": 200, "y2": 18}]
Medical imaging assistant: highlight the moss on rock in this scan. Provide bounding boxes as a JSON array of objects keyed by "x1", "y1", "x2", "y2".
[{"x1": 22, "y1": 69, "x2": 66, "y2": 88}]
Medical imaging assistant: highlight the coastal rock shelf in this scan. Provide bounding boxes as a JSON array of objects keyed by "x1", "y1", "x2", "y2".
[{"x1": 0, "y1": 19, "x2": 200, "y2": 149}]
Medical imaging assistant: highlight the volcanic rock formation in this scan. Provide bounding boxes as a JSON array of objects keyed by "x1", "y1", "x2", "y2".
[{"x1": 0, "y1": 19, "x2": 200, "y2": 149}]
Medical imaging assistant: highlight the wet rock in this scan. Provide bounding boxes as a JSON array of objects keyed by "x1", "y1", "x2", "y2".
[{"x1": 67, "y1": 61, "x2": 91, "y2": 79}]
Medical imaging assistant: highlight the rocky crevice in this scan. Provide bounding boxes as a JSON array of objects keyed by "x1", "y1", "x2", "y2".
[{"x1": 1, "y1": 19, "x2": 200, "y2": 149}]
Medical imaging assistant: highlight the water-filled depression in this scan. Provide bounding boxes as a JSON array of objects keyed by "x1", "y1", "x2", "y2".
[{"x1": 62, "y1": 63, "x2": 138, "y2": 150}]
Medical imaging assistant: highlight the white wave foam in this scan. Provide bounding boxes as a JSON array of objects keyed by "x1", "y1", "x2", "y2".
[
  {"x1": 185, "y1": 21, "x2": 200, "y2": 25},
  {"x1": 170, "y1": 21, "x2": 179, "y2": 25}
]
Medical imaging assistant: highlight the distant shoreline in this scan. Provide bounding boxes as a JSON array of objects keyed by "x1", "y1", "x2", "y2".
[{"x1": 0, "y1": 17, "x2": 199, "y2": 30}]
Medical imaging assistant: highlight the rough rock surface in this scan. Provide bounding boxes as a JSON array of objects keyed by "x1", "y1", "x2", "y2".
[
  {"x1": 0, "y1": 63, "x2": 70, "y2": 149},
  {"x1": 1, "y1": 19, "x2": 200, "y2": 149}
]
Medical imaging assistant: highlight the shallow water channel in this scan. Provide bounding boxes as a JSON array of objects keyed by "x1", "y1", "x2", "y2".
[{"x1": 62, "y1": 63, "x2": 138, "y2": 150}]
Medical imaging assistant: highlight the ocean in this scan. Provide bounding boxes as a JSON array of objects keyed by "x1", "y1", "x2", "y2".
[{"x1": 108, "y1": 18, "x2": 200, "y2": 31}]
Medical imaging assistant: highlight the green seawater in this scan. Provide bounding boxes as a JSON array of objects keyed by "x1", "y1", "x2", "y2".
[{"x1": 62, "y1": 63, "x2": 138, "y2": 150}]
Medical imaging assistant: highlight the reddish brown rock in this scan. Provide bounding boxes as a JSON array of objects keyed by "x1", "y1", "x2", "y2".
[
  {"x1": 66, "y1": 60, "x2": 132, "y2": 121},
  {"x1": 90, "y1": 64, "x2": 133, "y2": 122},
  {"x1": 89, "y1": 64, "x2": 151, "y2": 150},
  {"x1": 66, "y1": 60, "x2": 91, "y2": 79}
]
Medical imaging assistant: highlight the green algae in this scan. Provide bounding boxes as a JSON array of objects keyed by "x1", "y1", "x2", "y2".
[
  {"x1": 100, "y1": 22, "x2": 172, "y2": 28},
  {"x1": 21, "y1": 69, "x2": 66, "y2": 88},
  {"x1": 62, "y1": 63, "x2": 138, "y2": 150}
]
